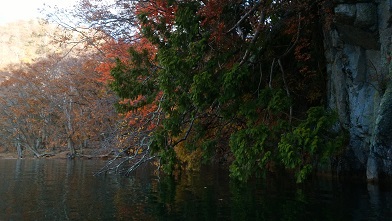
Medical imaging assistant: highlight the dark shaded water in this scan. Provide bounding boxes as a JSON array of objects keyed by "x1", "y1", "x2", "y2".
[{"x1": 0, "y1": 159, "x2": 391, "y2": 220}]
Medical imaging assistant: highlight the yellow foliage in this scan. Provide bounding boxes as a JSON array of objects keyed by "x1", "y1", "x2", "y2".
[{"x1": 174, "y1": 144, "x2": 203, "y2": 171}]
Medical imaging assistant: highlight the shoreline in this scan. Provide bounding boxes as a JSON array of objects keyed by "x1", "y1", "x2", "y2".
[{"x1": 0, "y1": 149, "x2": 114, "y2": 160}]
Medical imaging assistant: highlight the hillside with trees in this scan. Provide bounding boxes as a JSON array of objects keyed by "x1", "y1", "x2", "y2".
[
  {"x1": 0, "y1": 19, "x2": 61, "y2": 69},
  {"x1": 1, "y1": 0, "x2": 391, "y2": 183},
  {"x1": 0, "y1": 19, "x2": 122, "y2": 159}
]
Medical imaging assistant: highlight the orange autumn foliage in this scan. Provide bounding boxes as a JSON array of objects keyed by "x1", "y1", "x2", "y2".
[
  {"x1": 96, "y1": 34, "x2": 159, "y2": 133},
  {"x1": 135, "y1": 0, "x2": 177, "y2": 28}
]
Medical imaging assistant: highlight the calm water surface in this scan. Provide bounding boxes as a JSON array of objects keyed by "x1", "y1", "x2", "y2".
[{"x1": 0, "y1": 159, "x2": 391, "y2": 220}]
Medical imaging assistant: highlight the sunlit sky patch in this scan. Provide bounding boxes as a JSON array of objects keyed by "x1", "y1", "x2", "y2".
[{"x1": 0, "y1": 0, "x2": 78, "y2": 25}]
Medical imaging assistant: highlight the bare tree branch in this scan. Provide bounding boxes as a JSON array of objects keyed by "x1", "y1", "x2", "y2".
[
  {"x1": 239, "y1": 9, "x2": 265, "y2": 66},
  {"x1": 226, "y1": 1, "x2": 263, "y2": 34}
]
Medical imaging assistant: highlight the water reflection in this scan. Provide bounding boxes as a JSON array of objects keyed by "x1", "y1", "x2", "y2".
[{"x1": 0, "y1": 159, "x2": 391, "y2": 220}]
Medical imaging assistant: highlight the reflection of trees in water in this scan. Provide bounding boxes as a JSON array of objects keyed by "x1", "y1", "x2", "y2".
[
  {"x1": 1, "y1": 160, "x2": 111, "y2": 220},
  {"x1": 144, "y1": 171, "x2": 392, "y2": 220},
  {"x1": 110, "y1": 163, "x2": 157, "y2": 220},
  {"x1": 14, "y1": 159, "x2": 22, "y2": 179},
  {"x1": 1, "y1": 160, "x2": 392, "y2": 220},
  {"x1": 146, "y1": 167, "x2": 231, "y2": 220}
]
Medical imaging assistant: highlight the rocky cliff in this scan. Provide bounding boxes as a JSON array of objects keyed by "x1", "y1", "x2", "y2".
[{"x1": 324, "y1": 0, "x2": 392, "y2": 181}]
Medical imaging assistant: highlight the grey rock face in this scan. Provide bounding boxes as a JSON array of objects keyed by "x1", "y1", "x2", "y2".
[
  {"x1": 335, "y1": 4, "x2": 357, "y2": 23},
  {"x1": 370, "y1": 84, "x2": 392, "y2": 178},
  {"x1": 324, "y1": 0, "x2": 392, "y2": 180},
  {"x1": 355, "y1": 3, "x2": 377, "y2": 30},
  {"x1": 367, "y1": 153, "x2": 378, "y2": 181}
]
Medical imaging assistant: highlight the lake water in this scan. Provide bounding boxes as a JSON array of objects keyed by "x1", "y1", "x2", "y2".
[{"x1": 0, "y1": 159, "x2": 391, "y2": 220}]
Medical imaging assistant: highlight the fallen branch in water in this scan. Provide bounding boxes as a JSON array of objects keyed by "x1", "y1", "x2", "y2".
[{"x1": 94, "y1": 136, "x2": 158, "y2": 176}]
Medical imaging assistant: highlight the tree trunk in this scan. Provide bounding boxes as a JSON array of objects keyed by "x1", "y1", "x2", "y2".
[
  {"x1": 67, "y1": 136, "x2": 75, "y2": 156},
  {"x1": 16, "y1": 140, "x2": 22, "y2": 159}
]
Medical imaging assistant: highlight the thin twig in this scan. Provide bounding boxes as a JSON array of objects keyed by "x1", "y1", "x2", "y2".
[
  {"x1": 226, "y1": 1, "x2": 263, "y2": 34},
  {"x1": 239, "y1": 9, "x2": 265, "y2": 66},
  {"x1": 278, "y1": 59, "x2": 292, "y2": 124}
]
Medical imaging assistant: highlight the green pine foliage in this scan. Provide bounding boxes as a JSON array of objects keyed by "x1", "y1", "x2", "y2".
[
  {"x1": 229, "y1": 124, "x2": 271, "y2": 182},
  {"x1": 278, "y1": 107, "x2": 345, "y2": 183}
]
